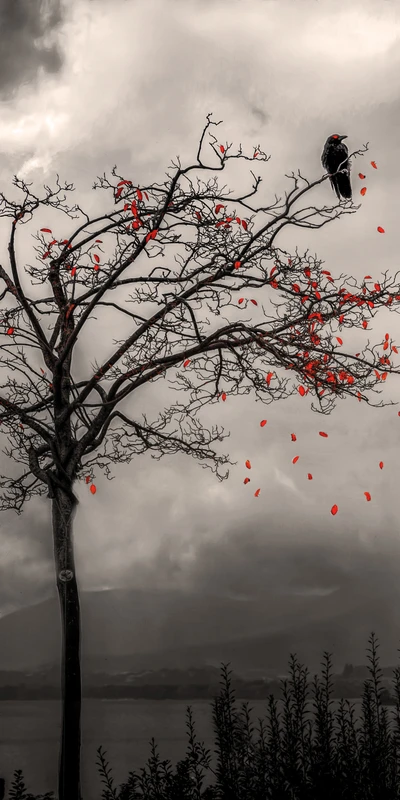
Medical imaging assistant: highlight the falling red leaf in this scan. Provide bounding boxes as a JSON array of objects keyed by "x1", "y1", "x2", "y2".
[
  {"x1": 379, "y1": 461, "x2": 384, "y2": 469},
  {"x1": 245, "y1": 460, "x2": 252, "y2": 469},
  {"x1": 360, "y1": 187, "x2": 367, "y2": 197},
  {"x1": 6, "y1": 327, "x2": 14, "y2": 335},
  {"x1": 244, "y1": 477, "x2": 250, "y2": 484},
  {"x1": 242, "y1": 220, "x2": 248, "y2": 230},
  {"x1": 220, "y1": 144, "x2": 225, "y2": 154},
  {"x1": 319, "y1": 431, "x2": 328, "y2": 438},
  {"x1": 90, "y1": 484, "x2": 97, "y2": 495},
  {"x1": 183, "y1": 359, "x2": 190, "y2": 367},
  {"x1": 331, "y1": 504, "x2": 338, "y2": 516},
  {"x1": 377, "y1": 226, "x2": 385, "y2": 233},
  {"x1": 221, "y1": 392, "x2": 227, "y2": 402},
  {"x1": 250, "y1": 299, "x2": 258, "y2": 306},
  {"x1": 307, "y1": 473, "x2": 313, "y2": 480},
  {"x1": 336, "y1": 337, "x2": 343, "y2": 345},
  {"x1": 298, "y1": 386, "x2": 306, "y2": 396},
  {"x1": 371, "y1": 161, "x2": 377, "y2": 169},
  {"x1": 260, "y1": 420, "x2": 267, "y2": 427},
  {"x1": 398, "y1": 411, "x2": 400, "y2": 416},
  {"x1": 40, "y1": 228, "x2": 52, "y2": 233},
  {"x1": 254, "y1": 488, "x2": 261, "y2": 497},
  {"x1": 291, "y1": 433, "x2": 297, "y2": 441},
  {"x1": 364, "y1": 491, "x2": 371, "y2": 502},
  {"x1": 234, "y1": 261, "x2": 241, "y2": 269},
  {"x1": 292, "y1": 456, "x2": 300, "y2": 464},
  {"x1": 358, "y1": 173, "x2": 366, "y2": 180},
  {"x1": 93, "y1": 254, "x2": 100, "y2": 264}
]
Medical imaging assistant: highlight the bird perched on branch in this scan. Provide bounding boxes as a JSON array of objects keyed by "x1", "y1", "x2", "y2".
[{"x1": 321, "y1": 134, "x2": 352, "y2": 201}]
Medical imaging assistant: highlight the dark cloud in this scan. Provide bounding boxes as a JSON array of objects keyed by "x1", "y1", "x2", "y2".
[{"x1": 0, "y1": 0, "x2": 64, "y2": 98}]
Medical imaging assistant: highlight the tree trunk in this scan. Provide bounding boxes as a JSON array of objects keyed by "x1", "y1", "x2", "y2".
[{"x1": 52, "y1": 488, "x2": 82, "y2": 800}]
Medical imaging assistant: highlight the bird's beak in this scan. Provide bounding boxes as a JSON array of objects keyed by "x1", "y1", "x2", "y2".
[{"x1": 339, "y1": 135, "x2": 348, "y2": 141}]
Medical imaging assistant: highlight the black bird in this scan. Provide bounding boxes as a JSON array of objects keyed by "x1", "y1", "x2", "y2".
[{"x1": 321, "y1": 134, "x2": 352, "y2": 201}]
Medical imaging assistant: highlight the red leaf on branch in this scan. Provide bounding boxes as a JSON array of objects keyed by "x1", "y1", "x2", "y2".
[
  {"x1": 377, "y1": 226, "x2": 385, "y2": 233},
  {"x1": 331, "y1": 504, "x2": 338, "y2": 516},
  {"x1": 244, "y1": 477, "x2": 250, "y2": 484},
  {"x1": 136, "y1": 189, "x2": 143, "y2": 201},
  {"x1": 95, "y1": 239, "x2": 103, "y2": 243},
  {"x1": 117, "y1": 180, "x2": 132, "y2": 187},
  {"x1": 360, "y1": 187, "x2": 367, "y2": 196},
  {"x1": 336, "y1": 337, "x2": 343, "y2": 345},
  {"x1": 93, "y1": 254, "x2": 100, "y2": 263},
  {"x1": 266, "y1": 372, "x2": 274, "y2": 385},
  {"x1": 219, "y1": 144, "x2": 225, "y2": 154},
  {"x1": 90, "y1": 484, "x2": 97, "y2": 495},
  {"x1": 371, "y1": 161, "x2": 377, "y2": 169},
  {"x1": 362, "y1": 320, "x2": 368, "y2": 329},
  {"x1": 260, "y1": 419, "x2": 267, "y2": 427},
  {"x1": 221, "y1": 392, "x2": 227, "y2": 402},
  {"x1": 40, "y1": 228, "x2": 52, "y2": 233},
  {"x1": 144, "y1": 192, "x2": 149, "y2": 201},
  {"x1": 215, "y1": 204, "x2": 224, "y2": 214},
  {"x1": 71, "y1": 267, "x2": 77, "y2": 277},
  {"x1": 85, "y1": 476, "x2": 91, "y2": 484},
  {"x1": 183, "y1": 359, "x2": 190, "y2": 367},
  {"x1": 242, "y1": 220, "x2": 248, "y2": 230},
  {"x1": 364, "y1": 491, "x2": 371, "y2": 502},
  {"x1": 6, "y1": 327, "x2": 14, "y2": 335},
  {"x1": 115, "y1": 187, "x2": 123, "y2": 199},
  {"x1": 254, "y1": 488, "x2": 261, "y2": 497},
  {"x1": 234, "y1": 261, "x2": 241, "y2": 269},
  {"x1": 250, "y1": 299, "x2": 257, "y2": 306},
  {"x1": 238, "y1": 298, "x2": 244, "y2": 304},
  {"x1": 339, "y1": 315, "x2": 344, "y2": 323},
  {"x1": 245, "y1": 460, "x2": 252, "y2": 469},
  {"x1": 393, "y1": 345, "x2": 398, "y2": 354},
  {"x1": 298, "y1": 385, "x2": 306, "y2": 396},
  {"x1": 292, "y1": 283, "x2": 300, "y2": 293}
]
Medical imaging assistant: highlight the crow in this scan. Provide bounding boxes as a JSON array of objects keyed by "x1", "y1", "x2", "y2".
[{"x1": 321, "y1": 134, "x2": 352, "y2": 201}]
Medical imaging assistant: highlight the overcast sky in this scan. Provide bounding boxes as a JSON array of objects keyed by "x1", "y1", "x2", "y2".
[{"x1": 1, "y1": 0, "x2": 400, "y2": 653}]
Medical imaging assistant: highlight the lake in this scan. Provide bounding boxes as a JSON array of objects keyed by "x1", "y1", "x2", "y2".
[{"x1": 0, "y1": 697, "x2": 392, "y2": 799}]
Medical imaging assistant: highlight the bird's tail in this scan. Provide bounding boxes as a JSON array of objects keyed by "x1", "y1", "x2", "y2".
[{"x1": 336, "y1": 170, "x2": 352, "y2": 199}]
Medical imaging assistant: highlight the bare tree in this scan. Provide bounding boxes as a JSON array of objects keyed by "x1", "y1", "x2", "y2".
[{"x1": 0, "y1": 116, "x2": 398, "y2": 800}]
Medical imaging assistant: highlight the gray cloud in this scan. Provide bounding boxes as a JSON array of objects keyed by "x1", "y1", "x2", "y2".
[{"x1": 0, "y1": 0, "x2": 64, "y2": 98}]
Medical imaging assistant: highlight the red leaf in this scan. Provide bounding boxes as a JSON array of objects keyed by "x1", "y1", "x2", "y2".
[
  {"x1": 358, "y1": 173, "x2": 366, "y2": 179},
  {"x1": 235, "y1": 217, "x2": 241, "y2": 224},
  {"x1": 315, "y1": 291, "x2": 321, "y2": 300},
  {"x1": 364, "y1": 491, "x2": 371, "y2": 502},
  {"x1": 307, "y1": 473, "x2": 313, "y2": 480},
  {"x1": 393, "y1": 346, "x2": 398, "y2": 354},
  {"x1": 266, "y1": 372, "x2": 274, "y2": 386},
  {"x1": 144, "y1": 191, "x2": 149, "y2": 201},
  {"x1": 117, "y1": 179, "x2": 132, "y2": 187},
  {"x1": 377, "y1": 226, "x2": 385, "y2": 233},
  {"x1": 220, "y1": 144, "x2": 225, "y2": 154},
  {"x1": 95, "y1": 239, "x2": 103, "y2": 243},
  {"x1": 93, "y1": 254, "x2": 100, "y2": 263},
  {"x1": 339, "y1": 315, "x2": 344, "y2": 323},
  {"x1": 215, "y1": 204, "x2": 224, "y2": 214},
  {"x1": 292, "y1": 456, "x2": 299, "y2": 464},
  {"x1": 234, "y1": 261, "x2": 241, "y2": 270},
  {"x1": 331, "y1": 504, "x2": 338, "y2": 516},
  {"x1": 336, "y1": 337, "x2": 343, "y2": 345},
  {"x1": 195, "y1": 211, "x2": 202, "y2": 221},
  {"x1": 371, "y1": 161, "x2": 377, "y2": 169},
  {"x1": 244, "y1": 477, "x2": 250, "y2": 484},
  {"x1": 379, "y1": 461, "x2": 384, "y2": 469},
  {"x1": 40, "y1": 228, "x2": 52, "y2": 233},
  {"x1": 238, "y1": 298, "x2": 244, "y2": 304},
  {"x1": 136, "y1": 189, "x2": 143, "y2": 201},
  {"x1": 71, "y1": 267, "x2": 77, "y2": 277},
  {"x1": 93, "y1": 264, "x2": 99, "y2": 272},
  {"x1": 115, "y1": 187, "x2": 123, "y2": 199},
  {"x1": 90, "y1": 484, "x2": 97, "y2": 495},
  {"x1": 85, "y1": 476, "x2": 91, "y2": 484},
  {"x1": 374, "y1": 283, "x2": 381, "y2": 292},
  {"x1": 221, "y1": 392, "x2": 227, "y2": 402},
  {"x1": 360, "y1": 187, "x2": 367, "y2": 196},
  {"x1": 291, "y1": 433, "x2": 297, "y2": 441},
  {"x1": 362, "y1": 320, "x2": 368, "y2": 329},
  {"x1": 253, "y1": 151, "x2": 259, "y2": 158},
  {"x1": 292, "y1": 283, "x2": 300, "y2": 293},
  {"x1": 250, "y1": 299, "x2": 258, "y2": 306},
  {"x1": 364, "y1": 275, "x2": 372, "y2": 279},
  {"x1": 6, "y1": 327, "x2": 14, "y2": 335},
  {"x1": 260, "y1": 419, "x2": 267, "y2": 427},
  {"x1": 298, "y1": 385, "x2": 306, "y2": 396},
  {"x1": 245, "y1": 460, "x2": 252, "y2": 469},
  {"x1": 183, "y1": 359, "x2": 190, "y2": 367},
  {"x1": 319, "y1": 431, "x2": 328, "y2": 438},
  {"x1": 254, "y1": 488, "x2": 261, "y2": 497},
  {"x1": 242, "y1": 220, "x2": 248, "y2": 231},
  {"x1": 398, "y1": 411, "x2": 400, "y2": 416}
]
